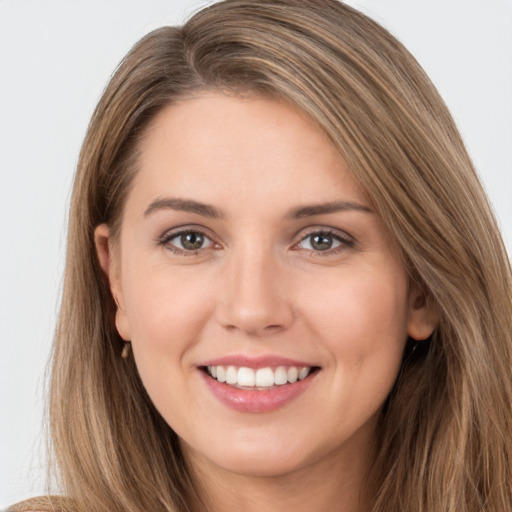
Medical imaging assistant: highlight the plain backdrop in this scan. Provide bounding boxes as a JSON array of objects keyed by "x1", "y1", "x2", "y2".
[{"x1": 1, "y1": 0, "x2": 511, "y2": 507}]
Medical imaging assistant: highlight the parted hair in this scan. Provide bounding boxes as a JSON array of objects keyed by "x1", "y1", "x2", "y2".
[{"x1": 44, "y1": 1, "x2": 512, "y2": 511}]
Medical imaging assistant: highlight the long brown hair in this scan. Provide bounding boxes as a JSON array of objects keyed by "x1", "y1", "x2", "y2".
[{"x1": 48, "y1": 1, "x2": 512, "y2": 510}]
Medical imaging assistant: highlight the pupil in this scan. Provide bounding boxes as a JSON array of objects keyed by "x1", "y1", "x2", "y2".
[
  {"x1": 181, "y1": 232, "x2": 204, "y2": 250},
  {"x1": 311, "y1": 234, "x2": 332, "y2": 251}
]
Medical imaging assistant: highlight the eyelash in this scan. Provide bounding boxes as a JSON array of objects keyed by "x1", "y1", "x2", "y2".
[
  {"x1": 293, "y1": 229, "x2": 355, "y2": 256},
  {"x1": 158, "y1": 228, "x2": 355, "y2": 257},
  {"x1": 159, "y1": 229, "x2": 216, "y2": 256}
]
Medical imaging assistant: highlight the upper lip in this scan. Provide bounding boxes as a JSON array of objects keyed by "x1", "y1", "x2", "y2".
[{"x1": 198, "y1": 355, "x2": 318, "y2": 369}]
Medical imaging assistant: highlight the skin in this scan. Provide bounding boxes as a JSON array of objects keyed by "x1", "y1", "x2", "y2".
[{"x1": 96, "y1": 93, "x2": 437, "y2": 512}]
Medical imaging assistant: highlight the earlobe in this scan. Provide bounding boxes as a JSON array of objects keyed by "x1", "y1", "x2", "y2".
[
  {"x1": 115, "y1": 308, "x2": 132, "y2": 342},
  {"x1": 94, "y1": 224, "x2": 132, "y2": 341},
  {"x1": 407, "y1": 288, "x2": 439, "y2": 341}
]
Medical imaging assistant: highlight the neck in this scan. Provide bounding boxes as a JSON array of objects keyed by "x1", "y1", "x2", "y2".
[{"x1": 185, "y1": 439, "x2": 372, "y2": 512}]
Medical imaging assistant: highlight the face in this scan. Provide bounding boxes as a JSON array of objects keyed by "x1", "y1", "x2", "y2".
[{"x1": 96, "y1": 93, "x2": 436, "y2": 481}]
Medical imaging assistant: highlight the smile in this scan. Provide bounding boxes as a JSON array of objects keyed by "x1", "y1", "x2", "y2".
[
  {"x1": 199, "y1": 357, "x2": 320, "y2": 412},
  {"x1": 205, "y1": 365, "x2": 314, "y2": 389}
]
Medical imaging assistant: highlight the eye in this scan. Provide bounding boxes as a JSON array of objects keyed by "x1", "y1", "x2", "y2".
[
  {"x1": 160, "y1": 229, "x2": 216, "y2": 255},
  {"x1": 295, "y1": 230, "x2": 353, "y2": 253}
]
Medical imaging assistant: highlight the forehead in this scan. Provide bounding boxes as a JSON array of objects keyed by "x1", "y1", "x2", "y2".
[{"x1": 128, "y1": 92, "x2": 370, "y2": 216}]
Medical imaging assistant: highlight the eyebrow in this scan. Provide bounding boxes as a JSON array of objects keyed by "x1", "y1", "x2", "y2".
[
  {"x1": 286, "y1": 200, "x2": 372, "y2": 219},
  {"x1": 143, "y1": 197, "x2": 372, "y2": 219},
  {"x1": 144, "y1": 197, "x2": 224, "y2": 218}
]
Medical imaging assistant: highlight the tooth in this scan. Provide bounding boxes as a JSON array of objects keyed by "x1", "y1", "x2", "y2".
[
  {"x1": 256, "y1": 367, "x2": 274, "y2": 387},
  {"x1": 287, "y1": 367, "x2": 299, "y2": 383},
  {"x1": 237, "y1": 367, "x2": 256, "y2": 387},
  {"x1": 211, "y1": 364, "x2": 312, "y2": 387},
  {"x1": 226, "y1": 366, "x2": 238, "y2": 384},
  {"x1": 298, "y1": 367, "x2": 310, "y2": 380},
  {"x1": 274, "y1": 366, "x2": 288, "y2": 385},
  {"x1": 216, "y1": 366, "x2": 226, "y2": 382}
]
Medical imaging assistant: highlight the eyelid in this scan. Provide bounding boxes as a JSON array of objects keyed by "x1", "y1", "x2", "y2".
[
  {"x1": 158, "y1": 226, "x2": 220, "y2": 255},
  {"x1": 156, "y1": 224, "x2": 354, "y2": 256},
  {"x1": 292, "y1": 227, "x2": 355, "y2": 253}
]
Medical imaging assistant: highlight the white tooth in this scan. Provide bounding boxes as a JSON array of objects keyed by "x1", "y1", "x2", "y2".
[
  {"x1": 226, "y1": 366, "x2": 238, "y2": 384},
  {"x1": 287, "y1": 366, "x2": 299, "y2": 383},
  {"x1": 274, "y1": 366, "x2": 288, "y2": 385},
  {"x1": 256, "y1": 367, "x2": 275, "y2": 387},
  {"x1": 237, "y1": 367, "x2": 256, "y2": 387},
  {"x1": 216, "y1": 366, "x2": 226, "y2": 382},
  {"x1": 298, "y1": 367, "x2": 310, "y2": 380},
  {"x1": 210, "y1": 366, "x2": 217, "y2": 378}
]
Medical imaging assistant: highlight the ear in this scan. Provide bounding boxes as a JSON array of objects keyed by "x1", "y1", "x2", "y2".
[
  {"x1": 406, "y1": 286, "x2": 439, "y2": 341},
  {"x1": 94, "y1": 224, "x2": 131, "y2": 341}
]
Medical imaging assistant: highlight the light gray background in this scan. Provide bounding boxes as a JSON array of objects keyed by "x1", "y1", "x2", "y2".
[{"x1": 1, "y1": 0, "x2": 511, "y2": 507}]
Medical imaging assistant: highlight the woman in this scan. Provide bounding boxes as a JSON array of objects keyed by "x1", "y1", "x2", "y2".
[{"x1": 10, "y1": 0, "x2": 512, "y2": 511}]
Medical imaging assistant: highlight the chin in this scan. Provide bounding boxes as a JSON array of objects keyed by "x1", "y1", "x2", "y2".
[{"x1": 181, "y1": 433, "x2": 309, "y2": 478}]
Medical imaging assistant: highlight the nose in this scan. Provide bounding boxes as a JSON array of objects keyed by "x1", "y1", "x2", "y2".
[{"x1": 215, "y1": 246, "x2": 294, "y2": 337}]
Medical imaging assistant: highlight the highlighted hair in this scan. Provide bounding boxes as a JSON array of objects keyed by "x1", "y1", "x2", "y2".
[{"x1": 48, "y1": 1, "x2": 512, "y2": 510}]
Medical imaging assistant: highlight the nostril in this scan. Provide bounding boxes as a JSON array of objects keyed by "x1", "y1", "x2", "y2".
[{"x1": 263, "y1": 324, "x2": 285, "y2": 333}]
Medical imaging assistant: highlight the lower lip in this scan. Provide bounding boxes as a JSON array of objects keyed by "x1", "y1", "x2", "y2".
[{"x1": 200, "y1": 370, "x2": 317, "y2": 413}]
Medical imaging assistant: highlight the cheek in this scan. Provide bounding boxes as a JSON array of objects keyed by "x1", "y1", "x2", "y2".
[
  {"x1": 301, "y1": 265, "x2": 409, "y2": 374},
  {"x1": 120, "y1": 265, "x2": 217, "y2": 421},
  {"x1": 122, "y1": 263, "x2": 215, "y2": 357},
  {"x1": 297, "y1": 267, "x2": 409, "y2": 437},
  {"x1": 309, "y1": 264, "x2": 407, "y2": 324}
]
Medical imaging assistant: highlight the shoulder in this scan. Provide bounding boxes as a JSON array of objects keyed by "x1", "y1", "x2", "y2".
[{"x1": 6, "y1": 496, "x2": 70, "y2": 512}]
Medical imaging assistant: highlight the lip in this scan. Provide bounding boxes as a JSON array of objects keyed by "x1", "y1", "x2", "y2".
[
  {"x1": 198, "y1": 355, "x2": 320, "y2": 413},
  {"x1": 199, "y1": 355, "x2": 316, "y2": 369}
]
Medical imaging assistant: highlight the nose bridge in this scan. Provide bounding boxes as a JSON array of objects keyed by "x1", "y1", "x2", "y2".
[{"x1": 217, "y1": 239, "x2": 293, "y2": 335}]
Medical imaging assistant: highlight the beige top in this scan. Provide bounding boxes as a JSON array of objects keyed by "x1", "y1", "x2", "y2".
[{"x1": 7, "y1": 496, "x2": 67, "y2": 512}]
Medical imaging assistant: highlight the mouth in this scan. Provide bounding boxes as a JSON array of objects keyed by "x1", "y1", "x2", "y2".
[{"x1": 201, "y1": 365, "x2": 320, "y2": 390}]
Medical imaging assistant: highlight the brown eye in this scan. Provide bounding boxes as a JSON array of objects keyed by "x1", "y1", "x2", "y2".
[
  {"x1": 310, "y1": 233, "x2": 333, "y2": 251},
  {"x1": 181, "y1": 232, "x2": 205, "y2": 250},
  {"x1": 161, "y1": 229, "x2": 215, "y2": 255},
  {"x1": 295, "y1": 229, "x2": 353, "y2": 254}
]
